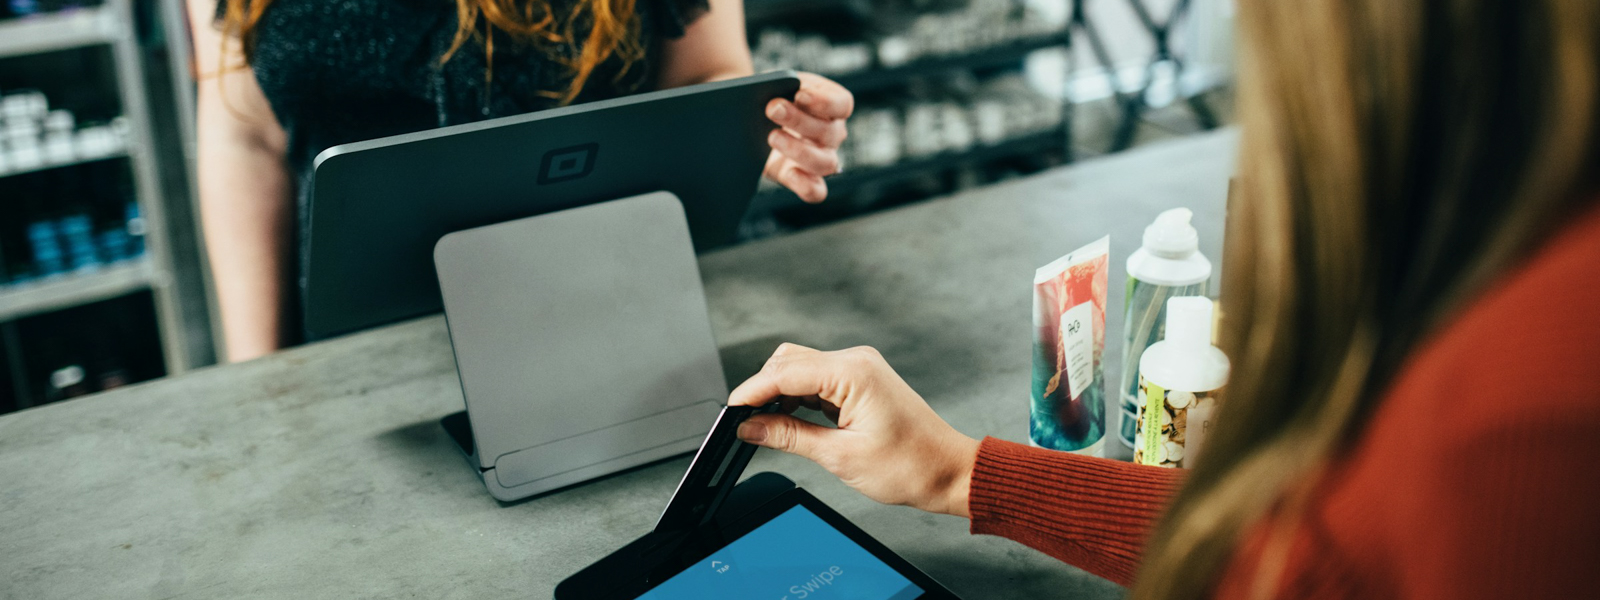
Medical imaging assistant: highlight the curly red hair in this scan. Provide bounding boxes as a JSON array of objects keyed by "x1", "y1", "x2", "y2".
[{"x1": 220, "y1": 0, "x2": 642, "y2": 105}]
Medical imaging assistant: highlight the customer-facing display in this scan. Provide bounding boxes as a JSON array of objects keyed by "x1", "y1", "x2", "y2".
[
  {"x1": 638, "y1": 505, "x2": 924, "y2": 600},
  {"x1": 556, "y1": 405, "x2": 959, "y2": 599}
]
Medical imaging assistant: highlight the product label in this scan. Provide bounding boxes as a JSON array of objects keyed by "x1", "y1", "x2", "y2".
[
  {"x1": 1059, "y1": 301, "x2": 1095, "y2": 401},
  {"x1": 1029, "y1": 236, "x2": 1109, "y2": 453},
  {"x1": 1138, "y1": 381, "x2": 1166, "y2": 467},
  {"x1": 1135, "y1": 375, "x2": 1220, "y2": 468}
]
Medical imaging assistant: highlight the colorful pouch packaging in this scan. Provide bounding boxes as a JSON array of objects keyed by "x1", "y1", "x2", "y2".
[{"x1": 1030, "y1": 236, "x2": 1110, "y2": 454}]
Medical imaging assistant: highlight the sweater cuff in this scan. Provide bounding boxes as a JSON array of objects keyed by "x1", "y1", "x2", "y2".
[{"x1": 968, "y1": 436, "x2": 1185, "y2": 586}]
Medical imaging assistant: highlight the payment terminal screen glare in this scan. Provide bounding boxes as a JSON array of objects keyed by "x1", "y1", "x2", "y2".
[{"x1": 638, "y1": 506, "x2": 925, "y2": 600}]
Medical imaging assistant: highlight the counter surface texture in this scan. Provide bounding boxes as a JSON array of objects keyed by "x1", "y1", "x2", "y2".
[{"x1": 0, "y1": 131, "x2": 1235, "y2": 599}]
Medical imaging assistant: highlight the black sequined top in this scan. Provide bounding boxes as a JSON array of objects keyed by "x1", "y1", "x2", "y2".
[{"x1": 225, "y1": 0, "x2": 705, "y2": 340}]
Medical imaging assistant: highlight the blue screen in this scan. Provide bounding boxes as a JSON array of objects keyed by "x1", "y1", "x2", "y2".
[{"x1": 637, "y1": 506, "x2": 924, "y2": 600}]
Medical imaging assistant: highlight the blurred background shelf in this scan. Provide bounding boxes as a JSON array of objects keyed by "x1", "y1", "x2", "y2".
[
  {"x1": 833, "y1": 32, "x2": 1070, "y2": 94},
  {"x1": 838, "y1": 128, "x2": 1065, "y2": 192},
  {"x1": 0, "y1": 148, "x2": 129, "y2": 179},
  {"x1": 0, "y1": 0, "x2": 210, "y2": 415},
  {"x1": 0, "y1": 8, "x2": 120, "y2": 59},
  {"x1": 0, "y1": 260, "x2": 151, "y2": 323},
  {"x1": 752, "y1": 127, "x2": 1065, "y2": 213}
]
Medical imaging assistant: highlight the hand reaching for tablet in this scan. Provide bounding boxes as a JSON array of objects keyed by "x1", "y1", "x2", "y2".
[
  {"x1": 729, "y1": 344, "x2": 979, "y2": 519},
  {"x1": 764, "y1": 73, "x2": 853, "y2": 204}
]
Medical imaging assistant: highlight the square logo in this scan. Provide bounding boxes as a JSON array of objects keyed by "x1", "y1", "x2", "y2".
[{"x1": 538, "y1": 143, "x2": 598, "y2": 184}]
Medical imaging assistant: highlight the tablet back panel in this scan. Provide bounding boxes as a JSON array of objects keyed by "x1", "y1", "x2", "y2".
[
  {"x1": 434, "y1": 192, "x2": 725, "y2": 497},
  {"x1": 307, "y1": 71, "x2": 800, "y2": 340}
]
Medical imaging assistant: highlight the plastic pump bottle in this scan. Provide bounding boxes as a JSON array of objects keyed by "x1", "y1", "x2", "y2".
[
  {"x1": 1135, "y1": 297, "x2": 1229, "y2": 468},
  {"x1": 1114, "y1": 208, "x2": 1212, "y2": 457}
]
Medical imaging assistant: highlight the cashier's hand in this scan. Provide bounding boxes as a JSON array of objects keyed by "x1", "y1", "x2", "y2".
[
  {"x1": 764, "y1": 73, "x2": 853, "y2": 204},
  {"x1": 729, "y1": 344, "x2": 979, "y2": 519}
]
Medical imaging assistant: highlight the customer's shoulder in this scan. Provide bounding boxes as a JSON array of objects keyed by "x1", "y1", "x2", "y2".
[{"x1": 1385, "y1": 201, "x2": 1600, "y2": 431}]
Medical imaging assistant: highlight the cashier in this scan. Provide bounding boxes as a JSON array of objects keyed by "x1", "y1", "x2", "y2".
[
  {"x1": 188, "y1": 0, "x2": 852, "y2": 362},
  {"x1": 732, "y1": 0, "x2": 1600, "y2": 597}
]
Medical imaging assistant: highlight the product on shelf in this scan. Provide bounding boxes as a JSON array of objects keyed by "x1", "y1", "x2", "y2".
[
  {"x1": 0, "y1": 159, "x2": 145, "y2": 287},
  {"x1": 124, "y1": 200, "x2": 145, "y2": 256},
  {"x1": 751, "y1": 0, "x2": 1062, "y2": 77},
  {"x1": 846, "y1": 108, "x2": 902, "y2": 168},
  {"x1": 25, "y1": 220, "x2": 65, "y2": 276},
  {"x1": 751, "y1": 0, "x2": 1063, "y2": 77},
  {"x1": 0, "y1": 88, "x2": 127, "y2": 176},
  {"x1": 9, "y1": 291, "x2": 164, "y2": 411},
  {"x1": 887, "y1": 0, "x2": 1061, "y2": 64},
  {"x1": 752, "y1": 29, "x2": 873, "y2": 77},
  {"x1": 59, "y1": 214, "x2": 98, "y2": 271},
  {"x1": 837, "y1": 73, "x2": 1063, "y2": 169},
  {"x1": 45, "y1": 364, "x2": 92, "y2": 403}
]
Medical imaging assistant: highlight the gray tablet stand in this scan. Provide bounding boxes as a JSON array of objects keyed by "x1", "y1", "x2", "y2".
[{"x1": 433, "y1": 192, "x2": 728, "y2": 501}]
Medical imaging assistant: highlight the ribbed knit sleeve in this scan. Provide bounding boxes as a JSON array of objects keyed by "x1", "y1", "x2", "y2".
[{"x1": 967, "y1": 437, "x2": 1185, "y2": 586}]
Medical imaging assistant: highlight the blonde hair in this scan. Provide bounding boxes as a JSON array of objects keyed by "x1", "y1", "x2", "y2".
[{"x1": 1133, "y1": 1, "x2": 1600, "y2": 598}]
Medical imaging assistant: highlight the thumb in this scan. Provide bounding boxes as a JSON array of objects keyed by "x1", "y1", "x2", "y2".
[{"x1": 737, "y1": 413, "x2": 832, "y2": 462}]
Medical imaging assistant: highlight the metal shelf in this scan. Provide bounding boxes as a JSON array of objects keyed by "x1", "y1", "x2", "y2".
[
  {"x1": 0, "y1": 260, "x2": 152, "y2": 322},
  {"x1": 0, "y1": 149, "x2": 128, "y2": 180},
  {"x1": 753, "y1": 128, "x2": 1066, "y2": 211},
  {"x1": 0, "y1": 8, "x2": 120, "y2": 59},
  {"x1": 0, "y1": 0, "x2": 215, "y2": 371},
  {"x1": 832, "y1": 32, "x2": 1069, "y2": 95}
]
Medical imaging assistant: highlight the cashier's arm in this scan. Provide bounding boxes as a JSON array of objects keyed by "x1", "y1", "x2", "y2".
[
  {"x1": 659, "y1": 0, "x2": 853, "y2": 204},
  {"x1": 189, "y1": 0, "x2": 296, "y2": 363}
]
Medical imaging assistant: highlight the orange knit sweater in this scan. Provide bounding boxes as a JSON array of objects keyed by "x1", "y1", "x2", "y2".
[{"x1": 968, "y1": 203, "x2": 1600, "y2": 597}]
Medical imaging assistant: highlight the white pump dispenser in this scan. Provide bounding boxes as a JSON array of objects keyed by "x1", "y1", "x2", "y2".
[
  {"x1": 1140, "y1": 297, "x2": 1229, "y2": 392},
  {"x1": 1130, "y1": 208, "x2": 1211, "y2": 285},
  {"x1": 1135, "y1": 297, "x2": 1229, "y2": 468}
]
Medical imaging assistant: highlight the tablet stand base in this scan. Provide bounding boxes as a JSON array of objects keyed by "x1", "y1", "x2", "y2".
[{"x1": 433, "y1": 192, "x2": 730, "y2": 502}]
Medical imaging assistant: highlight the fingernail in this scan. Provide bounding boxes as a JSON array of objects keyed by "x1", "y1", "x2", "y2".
[
  {"x1": 796, "y1": 91, "x2": 812, "y2": 106},
  {"x1": 769, "y1": 103, "x2": 787, "y2": 120},
  {"x1": 737, "y1": 421, "x2": 767, "y2": 444}
]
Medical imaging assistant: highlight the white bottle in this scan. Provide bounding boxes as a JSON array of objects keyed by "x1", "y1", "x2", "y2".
[
  {"x1": 1114, "y1": 208, "x2": 1212, "y2": 458},
  {"x1": 1135, "y1": 297, "x2": 1229, "y2": 468}
]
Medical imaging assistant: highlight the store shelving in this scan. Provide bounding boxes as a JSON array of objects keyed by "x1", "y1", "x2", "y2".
[
  {"x1": 0, "y1": 0, "x2": 214, "y2": 414},
  {"x1": 741, "y1": 0, "x2": 1072, "y2": 231},
  {"x1": 751, "y1": 128, "x2": 1065, "y2": 212},
  {"x1": 832, "y1": 32, "x2": 1070, "y2": 95},
  {"x1": 0, "y1": 260, "x2": 151, "y2": 323},
  {"x1": 0, "y1": 7, "x2": 120, "y2": 59},
  {"x1": 0, "y1": 147, "x2": 129, "y2": 178},
  {"x1": 837, "y1": 129, "x2": 1063, "y2": 194}
]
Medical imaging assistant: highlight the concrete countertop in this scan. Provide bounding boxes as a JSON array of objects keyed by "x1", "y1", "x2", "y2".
[{"x1": 0, "y1": 130, "x2": 1236, "y2": 600}]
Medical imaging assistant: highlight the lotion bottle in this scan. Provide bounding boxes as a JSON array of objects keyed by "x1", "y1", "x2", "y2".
[
  {"x1": 1135, "y1": 296, "x2": 1228, "y2": 468},
  {"x1": 1115, "y1": 208, "x2": 1211, "y2": 457}
]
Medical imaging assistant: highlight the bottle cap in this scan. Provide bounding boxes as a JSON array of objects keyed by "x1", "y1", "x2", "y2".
[
  {"x1": 1165, "y1": 296, "x2": 1214, "y2": 347},
  {"x1": 1142, "y1": 208, "x2": 1200, "y2": 259}
]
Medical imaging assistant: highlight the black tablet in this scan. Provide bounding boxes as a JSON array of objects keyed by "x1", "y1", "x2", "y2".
[
  {"x1": 658, "y1": 487, "x2": 956, "y2": 600},
  {"x1": 565, "y1": 485, "x2": 960, "y2": 600},
  {"x1": 558, "y1": 405, "x2": 960, "y2": 599},
  {"x1": 304, "y1": 71, "x2": 800, "y2": 340}
]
